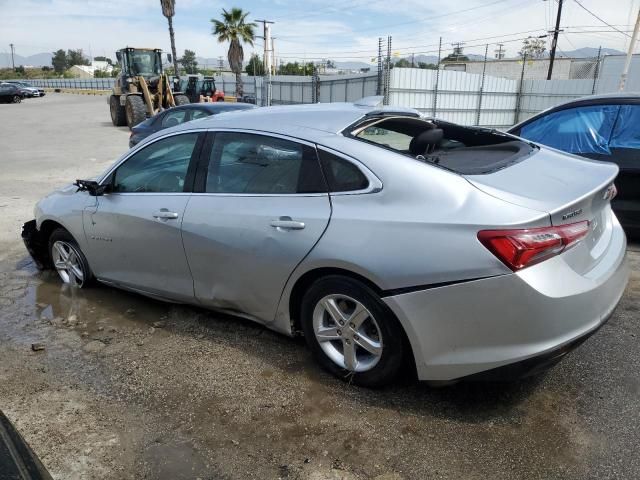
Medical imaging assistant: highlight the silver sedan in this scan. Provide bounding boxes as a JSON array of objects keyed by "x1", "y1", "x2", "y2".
[{"x1": 22, "y1": 99, "x2": 629, "y2": 387}]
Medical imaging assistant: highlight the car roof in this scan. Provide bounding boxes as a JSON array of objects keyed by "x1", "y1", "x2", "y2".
[
  {"x1": 170, "y1": 101, "x2": 421, "y2": 137},
  {"x1": 177, "y1": 102, "x2": 256, "y2": 112},
  {"x1": 510, "y1": 92, "x2": 640, "y2": 131}
]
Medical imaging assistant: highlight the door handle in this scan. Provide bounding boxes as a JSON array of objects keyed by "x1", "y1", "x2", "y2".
[
  {"x1": 153, "y1": 209, "x2": 179, "y2": 220},
  {"x1": 270, "y1": 216, "x2": 305, "y2": 230}
]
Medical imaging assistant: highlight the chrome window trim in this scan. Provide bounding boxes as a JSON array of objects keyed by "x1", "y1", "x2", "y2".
[
  {"x1": 189, "y1": 192, "x2": 328, "y2": 198},
  {"x1": 316, "y1": 146, "x2": 383, "y2": 195},
  {"x1": 203, "y1": 127, "x2": 319, "y2": 148},
  {"x1": 98, "y1": 128, "x2": 208, "y2": 185}
]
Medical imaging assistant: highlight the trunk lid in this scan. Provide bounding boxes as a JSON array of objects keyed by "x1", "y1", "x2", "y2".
[
  {"x1": 466, "y1": 147, "x2": 619, "y2": 273},
  {"x1": 465, "y1": 147, "x2": 618, "y2": 226}
]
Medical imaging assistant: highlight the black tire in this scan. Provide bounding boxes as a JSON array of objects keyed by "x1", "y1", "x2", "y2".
[
  {"x1": 300, "y1": 275, "x2": 405, "y2": 388},
  {"x1": 174, "y1": 94, "x2": 190, "y2": 106},
  {"x1": 125, "y1": 95, "x2": 146, "y2": 129},
  {"x1": 48, "y1": 228, "x2": 94, "y2": 288},
  {"x1": 13, "y1": 95, "x2": 21, "y2": 104},
  {"x1": 110, "y1": 95, "x2": 126, "y2": 126}
]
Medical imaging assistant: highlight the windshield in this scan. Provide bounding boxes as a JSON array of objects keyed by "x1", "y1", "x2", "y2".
[{"x1": 127, "y1": 50, "x2": 161, "y2": 76}]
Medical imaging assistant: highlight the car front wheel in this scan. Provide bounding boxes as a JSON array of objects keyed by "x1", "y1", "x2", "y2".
[
  {"x1": 48, "y1": 229, "x2": 93, "y2": 288},
  {"x1": 301, "y1": 276, "x2": 405, "y2": 387}
]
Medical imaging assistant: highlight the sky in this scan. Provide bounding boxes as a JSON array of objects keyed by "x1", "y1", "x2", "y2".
[{"x1": 1, "y1": 0, "x2": 639, "y2": 66}]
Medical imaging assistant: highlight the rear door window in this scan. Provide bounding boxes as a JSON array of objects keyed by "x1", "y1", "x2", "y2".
[
  {"x1": 191, "y1": 109, "x2": 211, "y2": 121},
  {"x1": 205, "y1": 132, "x2": 326, "y2": 194},
  {"x1": 519, "y1": 105, "x2": 620, "y2": 155},
  {"x1": 161, "y1": 109, "x2": 188, "y2": 128}
]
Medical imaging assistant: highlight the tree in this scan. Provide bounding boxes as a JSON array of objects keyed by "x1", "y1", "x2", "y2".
[
  {"x1": 67, "y1": 49, "x2": 90, "y2": 67},
  {"x1": 418, "y1": 62, "x2": 438, "y2": 70},
  {"x1": 179, "y1": 49, "x2": 198, "y2": 74},
  {"x1": 160, "y1": 0, "x2": 180, "y2": 75},
  {"x1": 211, "y1": 7, "x2": 256, "y2": 96},
  {"x1": 245, "y1": 53, "x2": 264, "y2": 76},
  {"x1": 519, "y1": 37, "x2": 546, "y2": 59},
  {"x1": 325, "y1": 59, "x2": 336, "y2": 69},
  {"x1": 395, "y1": 58, "x2": 411, "y2": 68},
  {"x1": 277, "y1": 61, "x2": 314, "y2": 75},
  {"x1": 52, "y1": 49, "x2": 67, "y2": 74}
]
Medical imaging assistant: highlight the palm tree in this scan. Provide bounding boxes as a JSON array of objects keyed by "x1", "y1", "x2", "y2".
[
  {"x1": 160, "y1": 0, "x2": 180, "y2": 75},
  {"x1": 211, "y1": 8, "x2": 256, "y2": 96}
]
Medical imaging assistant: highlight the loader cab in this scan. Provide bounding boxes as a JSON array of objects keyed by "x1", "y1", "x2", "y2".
[{"x1": 116, "y1": 48, "x2": 165, "y2": 78}]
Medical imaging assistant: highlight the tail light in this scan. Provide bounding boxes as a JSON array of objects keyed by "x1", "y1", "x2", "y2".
[{"x1": 478, "y1": 221, "x2": 590, "y2": 271}]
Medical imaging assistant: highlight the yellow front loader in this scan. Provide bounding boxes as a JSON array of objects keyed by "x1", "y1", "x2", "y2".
[{"x1": 108, "y1": 47, "x2": 189, "y2": 129}]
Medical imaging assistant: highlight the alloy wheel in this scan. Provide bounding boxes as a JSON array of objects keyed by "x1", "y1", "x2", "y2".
[
  {"x1": 51, "y1": 240, "x2": 85, "y2": 287},
  {"x1": 312, "y1": 294, "x2": 383, "y2": 372}
]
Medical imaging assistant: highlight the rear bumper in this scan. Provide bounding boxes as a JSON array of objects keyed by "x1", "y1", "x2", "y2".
[
  {"x1": 22, "y1": 220, "x2": 49, "y2": 269},
  {"x1": 384, "y1": 222, "x2": 629, "y2": 381}
]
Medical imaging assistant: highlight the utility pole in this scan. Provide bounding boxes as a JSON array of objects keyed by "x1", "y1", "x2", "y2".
[
  {"x1": 547, "y1": 0, "x2": 564, "y2": 80},
  {"x1": 411, "y1": 52, "x2": 415, "y2": 68},
  {"x1": 494, "y1": 43, "x2": 505, "y2": 60},
  {"x1": 255, "y1": 19, "x2": 274, "y2": 105},
  {"x1": 451, "y1": 42, "x2": 465, "y2": 61},
  {"x1": 620, "y1": 8, "x2": 640, "y2": 91},
  {"x1": 376, "y1": 37, "x2": 383, "y2": 95},
  {"x1": 9, "y1": 43, "x2": 15, "y2": 71}
]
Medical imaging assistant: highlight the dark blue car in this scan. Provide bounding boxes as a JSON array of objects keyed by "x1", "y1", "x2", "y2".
[
  {"x1": 509, "y1": 93, "x2": 640, "y2": 235},
  {"x1": 129, "y1": 102, "x2": 255, "y2": 148}
]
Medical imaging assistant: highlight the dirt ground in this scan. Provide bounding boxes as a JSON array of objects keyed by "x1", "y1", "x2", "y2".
[{"x1": 1, "y1": 94, "x2": 639, "y2": 480}]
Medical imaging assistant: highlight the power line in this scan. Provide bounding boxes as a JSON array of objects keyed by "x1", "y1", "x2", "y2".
[{"x1": 572, "y1": 0, "x2": 633, "y2": 38}]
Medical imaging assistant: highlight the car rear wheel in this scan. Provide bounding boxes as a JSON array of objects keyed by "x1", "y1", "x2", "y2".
[
  {"x1": 12, "y1": 95, "x2": 21, "y2": 104},
  {"x1": 49, "y1": 229, "x2": 93, "y2": 288},
  {"x1": 301, "y1": 276, "x2": 405, "y2": 387}
]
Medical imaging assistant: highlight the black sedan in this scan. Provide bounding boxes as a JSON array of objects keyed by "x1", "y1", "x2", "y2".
[
  {"x1": 5, "y1": 80, "x2": 45, "y2": 97},
  {"x1": 0, "y1": 83, "x2": 24, "y2": 103},
  {"x1": 129, "y1": 102, "x2": 255, "y2": 147},
  {"x1": 509, "y1": 93, "x2": 640, "y2": 235}
]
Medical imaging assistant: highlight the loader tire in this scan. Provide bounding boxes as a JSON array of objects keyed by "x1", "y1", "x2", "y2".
[
  {"x1": 125, "y1": 95, "x2": 146, "y2": 129},
  {"x1": 174, "y1": 94, "x2": 190, "y2": 106},
  {"x1": 110, "y1": 95, "x2": 126, "y2": 126}
]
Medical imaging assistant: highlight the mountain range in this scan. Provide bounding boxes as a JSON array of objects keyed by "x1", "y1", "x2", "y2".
[{"x1": 0, "y1": 47, "x2": 627, "y2": 70}]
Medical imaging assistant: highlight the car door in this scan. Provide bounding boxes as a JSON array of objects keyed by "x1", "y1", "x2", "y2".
[
  {"x1": 181, "y1": 131, "x2": 331, "y2": 323},
  {"x1": 83, "y1": 131, "x2": 203, "y2": 300},
  {"x1": 607, "y1": 104, "x2": 640, "y2": 230}
]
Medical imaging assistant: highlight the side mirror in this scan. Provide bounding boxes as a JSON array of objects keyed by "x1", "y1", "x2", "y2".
[
  {"x1": 167, "y1": 54, "x2": 172, "y2": 63},
  {"x1": 74, "y1": 179, "x2": 109, "y2": 196},
  {"x1": 116, "y1": 51, "x2": 122, "y2": 62}
]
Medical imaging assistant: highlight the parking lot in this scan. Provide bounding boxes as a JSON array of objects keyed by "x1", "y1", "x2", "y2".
[{"x1": 1, "y1": 93, "x2": 639, "y2": 480}]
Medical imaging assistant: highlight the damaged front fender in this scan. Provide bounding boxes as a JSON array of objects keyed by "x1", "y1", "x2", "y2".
[{"x1": 21, "y1": 220, "x2": 50, "y2": 270}]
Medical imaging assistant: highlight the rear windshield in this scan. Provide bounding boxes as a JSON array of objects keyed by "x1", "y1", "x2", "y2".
[{"x1": 345, "y1": 116, "x2": 536, "y2": 175}]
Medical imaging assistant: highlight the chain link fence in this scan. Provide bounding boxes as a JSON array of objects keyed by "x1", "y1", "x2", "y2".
[{"x1": 13, "y1": 50, "x2": 639, "y2": 129}]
